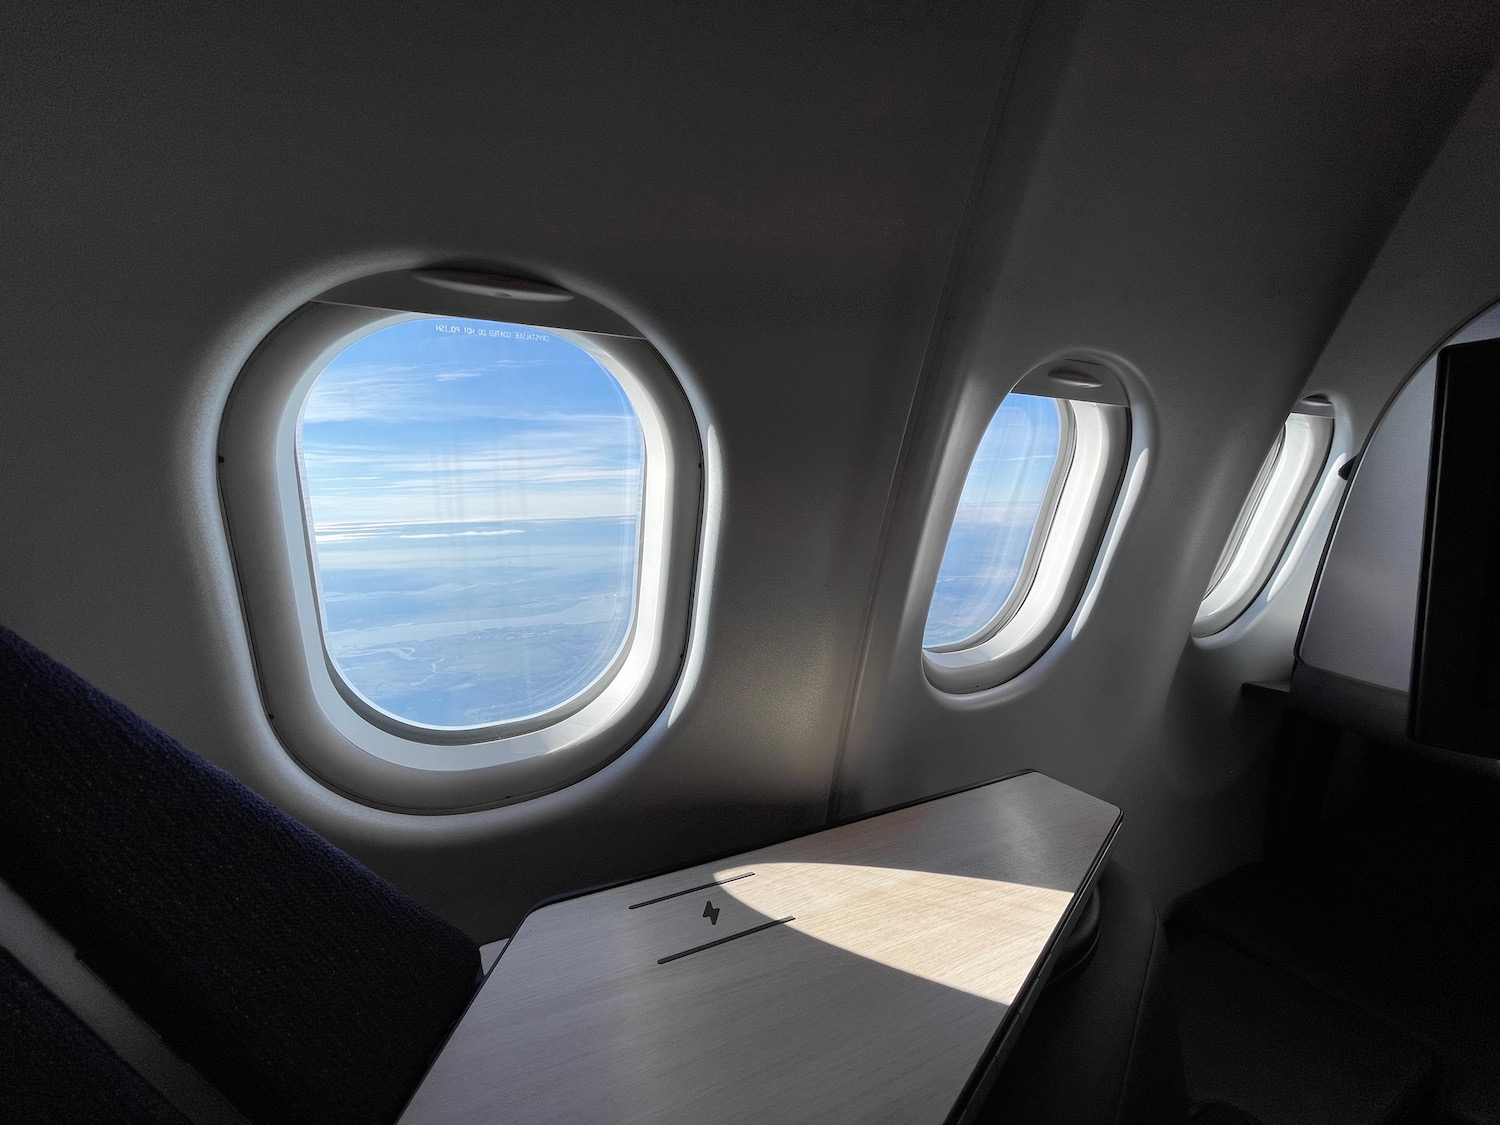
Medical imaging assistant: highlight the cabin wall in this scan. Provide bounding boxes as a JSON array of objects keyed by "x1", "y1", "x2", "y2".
[
  {"x1": 0, "y1": 2, "x2": 1024, "y2": 936},
  {"x1": 3, "y1": 1, "x2": 1499, "y2": 939},
  {"x1": 837, "y1": 1, "x2": 1500, "y2": 910}
]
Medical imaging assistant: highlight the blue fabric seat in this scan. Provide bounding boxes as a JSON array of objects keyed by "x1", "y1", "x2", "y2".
[
  {"x1": 0, "y1": 946, "x2": 192, "y2": 1125},
  {"x1": 0, "y1": 624, "x2": 481, "y2": 1124}
]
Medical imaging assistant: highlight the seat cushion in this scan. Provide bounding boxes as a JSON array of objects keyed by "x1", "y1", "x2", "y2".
[
  {"x1": 0, "y1": 945, "x2": 191, "y2": 1125},
  {"x1": 0, "y1": 624, "x2": 481, "y2": 1125}
]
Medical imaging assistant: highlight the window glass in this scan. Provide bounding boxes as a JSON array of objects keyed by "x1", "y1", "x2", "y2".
[
  {"x1": 297, "y1": 316, "x2": 645, "y2": 731},
  {"x1": 924, "y1": 394, "x2": 1065, "y2": 649}
]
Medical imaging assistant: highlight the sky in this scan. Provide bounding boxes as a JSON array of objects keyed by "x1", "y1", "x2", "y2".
[
  {"x1": 298, "y1": 320, "x2": 1059, "y2": 730},
  {"x1": 924, "y1": 394, "x2": 1063, "y2": 648},
  {"x1": 298, "y1": 317, "x2": 644, "y2": 730}
]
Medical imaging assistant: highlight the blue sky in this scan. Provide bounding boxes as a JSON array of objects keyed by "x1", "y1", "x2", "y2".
[
  {"x1": 298, "y1": 317, "x2": 644, "y2": 729},
  {"x1": 301, "y1": 319, "x2": 643, "y2": 535},
  {"x1": 924, "y1": 394, "x2": 1063, "y2": 648},
  {"x1": 298, "y1": 325, "x2": 1059, "y2": 726}
]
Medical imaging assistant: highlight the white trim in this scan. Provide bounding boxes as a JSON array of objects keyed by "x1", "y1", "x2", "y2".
[
  {"x1": 1193, "y1": 412, "x2": 1333, "y2": 637},
  {"x1": 219, "y1": 301, "x2": 701, "y2": 812}
]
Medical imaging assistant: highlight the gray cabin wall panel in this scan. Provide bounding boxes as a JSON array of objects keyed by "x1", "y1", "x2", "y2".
[
  {"x1": 0, "y1": 2, "x2": 1023, "y2": 936},
  {"x1": 838, "y1": 1, "x2": 1500, "y2": 910},
  {"x1": 3, "y1": 0, "x2": 1500, "y2": 940},
  {"x1": 1299, "y1": 305, "x2": 1500, "y2": 694},
  {"x1": 1299, "y1": 367, "x2": 1434, "y2": 693}
]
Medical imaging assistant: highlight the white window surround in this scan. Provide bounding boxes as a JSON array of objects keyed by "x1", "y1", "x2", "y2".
[
  {"x1": 924, "y1": 370, "x2": 1130, "y2": 695},
  {"x1": 1194, "y1": 411, "x2": 1334, "y2": 638},
  {"x1": 219, "y1": 286, "x2": 701, "y2": 813}
]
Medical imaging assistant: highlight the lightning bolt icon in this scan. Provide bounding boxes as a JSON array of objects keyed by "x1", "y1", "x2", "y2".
[{"x1": 703, "y1": 900, "x2": 721, "y2": 925}]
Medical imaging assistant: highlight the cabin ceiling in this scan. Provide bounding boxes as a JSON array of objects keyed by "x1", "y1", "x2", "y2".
[{"x1": 3, "y1": 1, "x2": 1500, "y2": 937}]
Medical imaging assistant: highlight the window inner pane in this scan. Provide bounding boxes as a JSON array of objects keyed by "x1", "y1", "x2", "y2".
[
  {"x1": 297, "y1": 317, "x2": 645, "y2": 731},
  {"x1": 924, "y1": 394, "x2": 1064, "y2": 649}
]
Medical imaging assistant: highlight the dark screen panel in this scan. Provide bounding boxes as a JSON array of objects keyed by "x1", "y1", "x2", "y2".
[{"x1": 1410, "y1": 338, "x2": 1500, "y2": 756}]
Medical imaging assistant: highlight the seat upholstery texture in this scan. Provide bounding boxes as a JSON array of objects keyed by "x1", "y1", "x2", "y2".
[
  {"x1": 0, "y1": 624, "x2": 481, "y2": 1125},
  {"x1": 0, "y1": 945, "x2": 191, "y2": 1125}
]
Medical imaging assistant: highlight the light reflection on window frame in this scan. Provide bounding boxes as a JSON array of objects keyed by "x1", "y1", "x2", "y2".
[{"x1": 1194, "y1": 411, "x2": 1334, "y2": 637}]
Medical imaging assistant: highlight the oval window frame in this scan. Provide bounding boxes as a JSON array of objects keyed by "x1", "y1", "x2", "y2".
[
  {"x1": 923, "y1": 363, "x2": 1131, "y2": 694},
  {"x1": 1194, "y1": 408, "x2": 1334, "y2": 637},
  {"x1": 219, "y1": 279, "x2": 701, "y2": 813}
]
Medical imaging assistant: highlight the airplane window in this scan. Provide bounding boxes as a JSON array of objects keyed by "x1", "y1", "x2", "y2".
[
  {"x1": 219, "y1": 284, "x2": 700, "y2": 810},
  {"x1": 923, "y1": 379, "x2": 1129, "y2": 693},
  {"x1": 924, "y1": 394, "x2": 1066, "y2": 649},
  {"x1": 1193, "y1": 410, "x2": 1334, "y2": 636},
  {"x1": 298, "y1": 317, "x2": 645, "y2": 732}
]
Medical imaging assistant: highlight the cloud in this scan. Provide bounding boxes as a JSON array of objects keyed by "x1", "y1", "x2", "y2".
[
  {"x1": 294, "y1": 326, "x2": 650, "y2": 540},
  {"x1": 298, "y1": 407, "x2": 646, "y2": 530},
  {"x1": 396, "y1": 529, "x2": 525, "y2": 540},
  {"x1": 308, "y1": 483, "x2": 642, "y2": 528},
  {"x1": 300, "y1": 356, "x2": 564, "y2": 423},
  {"x1": 315, "y1": 527, "x2": 526, "y2": 544},
  {"x1": 301, "y1": 437, "x2": 638, "y2": 478},
  {"x1": 949, "y1": 501, "x2": 1044, "y2": 530},
  {"x1": 302, "y1": 455, "x2": 643, "y2": 524},
  {"x1": 309, "y1": 515, "x2": 639, "y2": 573}
]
